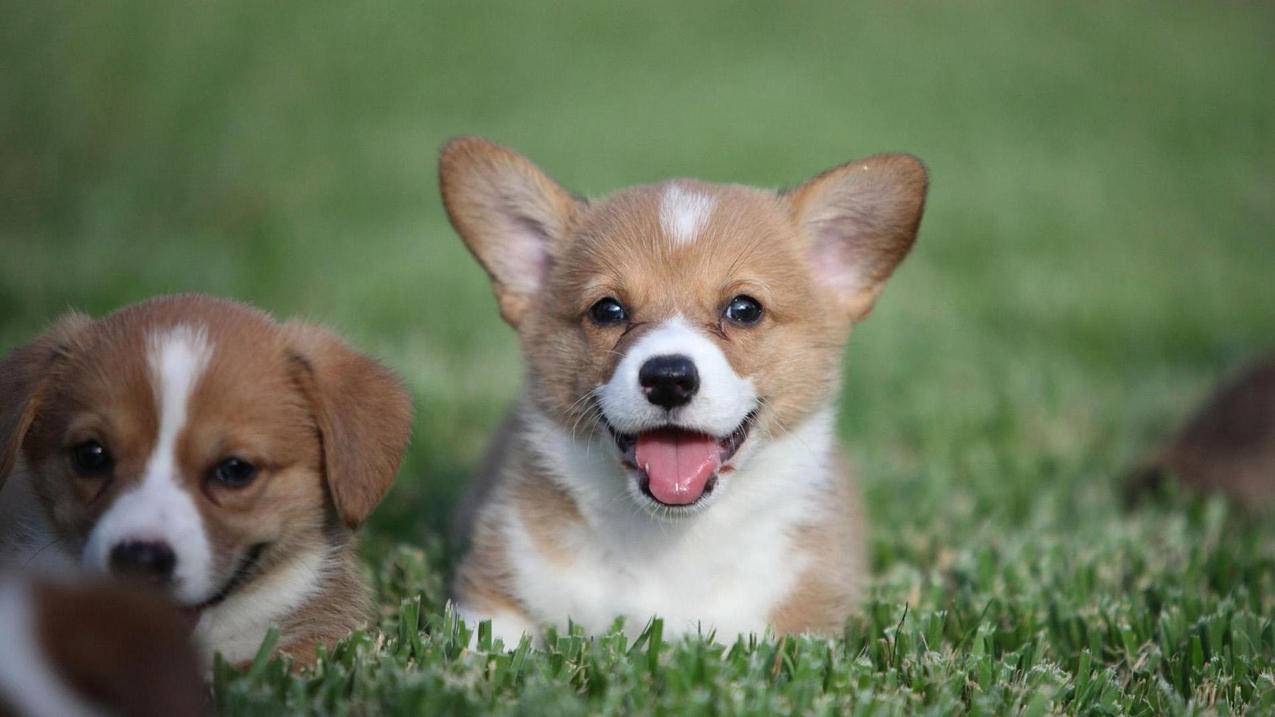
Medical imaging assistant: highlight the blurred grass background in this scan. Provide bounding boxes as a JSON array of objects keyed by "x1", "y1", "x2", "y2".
[{"x1": 1, "y1": 1, "x2": 1272, "y2": 563}]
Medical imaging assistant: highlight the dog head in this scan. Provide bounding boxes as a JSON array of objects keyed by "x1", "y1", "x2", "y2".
[
  {"x1": 0, "y1": 294, "x2": 412, "y2": 607},
  {"x1": 440, "y1": 138, "x2": 925, "y2": 517}
]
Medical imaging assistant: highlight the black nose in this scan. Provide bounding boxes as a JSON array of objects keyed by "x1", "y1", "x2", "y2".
[
  {"x1": 109, "y1": 540, "x2": 176, "y2": 583},
  {"x1": 639, "y1": 354, "x2": 699, "y2": 409}
]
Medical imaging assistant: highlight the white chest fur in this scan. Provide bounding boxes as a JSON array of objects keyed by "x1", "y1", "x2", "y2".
[
  {"x1": 193, "y1": 544, "x2": 327, "y2": 667},
  {"x1": 488, "y1": 408, "x2": 837, "y2": 643}
]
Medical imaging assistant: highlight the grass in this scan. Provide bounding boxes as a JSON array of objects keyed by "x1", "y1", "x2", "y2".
[{"x1": 2, "y1": 1, "x2": 1273, "y2": 713}]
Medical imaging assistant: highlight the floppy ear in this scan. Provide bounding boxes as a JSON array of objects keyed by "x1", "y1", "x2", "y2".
[
  {"x1": 784, "y1": 154, "x2": 929, "y2": 321},
  {"x1": 438, "y1": 137, "x2": 584, "y2": 327},
  {"x1": 0, "y1": 312, "x2": 92, "y2": 487},
  {"x1": 285, "y1": 323, "x2": 413, "y2": 530}
]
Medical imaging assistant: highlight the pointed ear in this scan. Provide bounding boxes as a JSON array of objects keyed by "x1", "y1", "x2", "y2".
[
  {"x1": 784, "y1": 154, "x2": 928, "y2": 321},
  {"x1": 0, "y1": 312, "x2": 92, "y2": 487},
  {"x1": 438, "y1": 137, "x2": 583, "y2": 327},
  {"x1": 285, "y1": 323, "x2": 413, "y2": 530}
]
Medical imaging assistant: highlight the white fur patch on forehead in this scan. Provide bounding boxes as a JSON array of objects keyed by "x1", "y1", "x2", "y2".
[
  {"x1": 82, "y1": 325, "x2": 216, "y2": 605},
  {"x1": 659, "y1": 183, "x2": 715, "y2": 247},
  {"x1": 599, "y1": 315, "x2": 756, "y2": 437},
  {"x1": 147, "y1": 324, "x2": 213, "y2": 426}
]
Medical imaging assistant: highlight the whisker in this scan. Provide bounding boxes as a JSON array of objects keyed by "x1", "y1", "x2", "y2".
[
  {"x1": 24, "y1": 535, "x2": 70, "y2": 567},
  {"x1": 566, "y1": 388, "x2": 605, "y2": 442},
  {"x1": 754, "y1": 396, "x2": 815, "y2": 457}
]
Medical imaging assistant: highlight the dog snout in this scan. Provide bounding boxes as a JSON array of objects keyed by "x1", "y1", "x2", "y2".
[
  {"x1": 109, "y1": 540, "x2": 177, "y2": 584},
  {"x1": 639, "y1": 354, "x2": 700, "y2": 409}
]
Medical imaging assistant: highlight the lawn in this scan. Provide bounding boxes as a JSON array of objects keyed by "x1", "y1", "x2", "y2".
[{"x1": 2, "y1": 2, "x2": 1273, "y2": 714}]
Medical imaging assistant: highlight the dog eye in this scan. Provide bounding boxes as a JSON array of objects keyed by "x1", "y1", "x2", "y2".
[
  {"x1": 588, "y1": 297, "x2": 628, "y2": 326},
  {"x1": 724, "y1": 295, "x2": 763, "y2": 325},
  {"x1": 70, "y1": 441, "x2": 113, "y2": 476},
  {"x1": 210, "y1": 457, "x2": 257, "y2": 488}
]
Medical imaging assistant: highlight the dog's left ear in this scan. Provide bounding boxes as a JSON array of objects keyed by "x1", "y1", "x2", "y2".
[
  {"x1": 784, "y1": 154, "x2": 928, "y2": 321},
  {"x1": 285, "y1": 323, "x2": 413, "y2": 530},
  {"x1": 1, "y1": 312, "x2": 92, "y2": 488}
]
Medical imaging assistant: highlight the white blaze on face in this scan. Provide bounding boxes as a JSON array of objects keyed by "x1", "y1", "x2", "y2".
[
  {"x1": 82, "y1": 325, "x2": 215, "y2": 605},
  {"x1": 659, "y1": 183, "x2": 715, "y2": 246},
  {"x1": 598, "y1": 315, "x2": 756, "y2": 437}
]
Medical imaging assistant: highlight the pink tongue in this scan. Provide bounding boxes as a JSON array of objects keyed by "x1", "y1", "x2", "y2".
[{"x1": 634, "y1": 428, "x2": 721, "y2": 505}]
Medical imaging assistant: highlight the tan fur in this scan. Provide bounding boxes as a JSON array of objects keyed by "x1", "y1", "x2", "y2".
[
  {"x1": 273, "y1": 540, "x2": 372, "y2": 666},
  {"x1": 284, "y1": 322, "x2": 414, "y2": 529},
  {"x1": 439, "y1": 138, "x2": 585, "y2": 326},
  {"x1": 768, "y1": 450, "x2": 867, "y2": 634},
  {"x1": 451, "y1": 408, "x2": 583, "y2": 622},
  {"x1": 784, "y1": 154, "x2": 928, "y2": 320},
  {"x1": 442, "y1": 139, "x2": 926, "y2": 636},
  {"x1": 452, "y1": 497, "x2": 529, "y2": 625},
  {"x1": 0, "y1": 294, "x2": 413, "y2": 661},
  {"x1": 511, "y1": 458, "x2": 584, "y2": 566}
]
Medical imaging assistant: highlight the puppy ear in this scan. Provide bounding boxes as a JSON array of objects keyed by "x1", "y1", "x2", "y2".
[
  {"x1": 0, "y1": 312, "x2": 91, "y2": 486},
  {"x1": 439, "y1": 137, "x2": 583, "y2": 327},
  {"x1": 285, "y1": 323, "x2": 413, "y2": 530},
  {"x1": 784, "y1": 154, "x2": 928, "y2": 321}
]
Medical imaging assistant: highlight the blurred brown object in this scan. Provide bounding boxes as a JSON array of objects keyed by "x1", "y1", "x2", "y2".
[
  {"x1": 0, "y1": 574, "x2": 206, "y2": 717},
  {"x1": 1126, "y1": 353, "x2": 1275, "y2": 509}
]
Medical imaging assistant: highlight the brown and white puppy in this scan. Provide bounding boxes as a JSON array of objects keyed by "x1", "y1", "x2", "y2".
[
  {"x1": 441, "y1": 138, "x2": 927, "y2": 643},
  {"x1": 0, "y1": 295, "x2": 413, "y2": 667},
  {"x1": 0, "y1": 572, "x2": 204, "y2": 717}
]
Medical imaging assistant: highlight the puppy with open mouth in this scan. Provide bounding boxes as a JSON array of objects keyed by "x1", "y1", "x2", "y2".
[
  {"x1": 0, "y1": 294, "x2": 413, "y2": 668},
  {"x1": 442, "y1": 138, "x2": 927, "y2": 643}
]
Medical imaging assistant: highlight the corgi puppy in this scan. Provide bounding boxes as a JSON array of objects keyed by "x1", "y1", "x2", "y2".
[
  {"x1": 441, "y1": 138, "x2": 927, "y2": 643},
  {"x1": 0, "y1": 572, "x2": 204, "y2": 717},
  {"x1": 0, "y1": 295, "x2": 413, "y2": 667}
]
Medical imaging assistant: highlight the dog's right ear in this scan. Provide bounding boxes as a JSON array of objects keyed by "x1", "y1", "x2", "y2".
[
  {"x1": 0, "y1": 312, "x2": 91, "y2": 486},
  {"x1": 439, "y1": 137, "x2": 583, "y2": 328}
]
